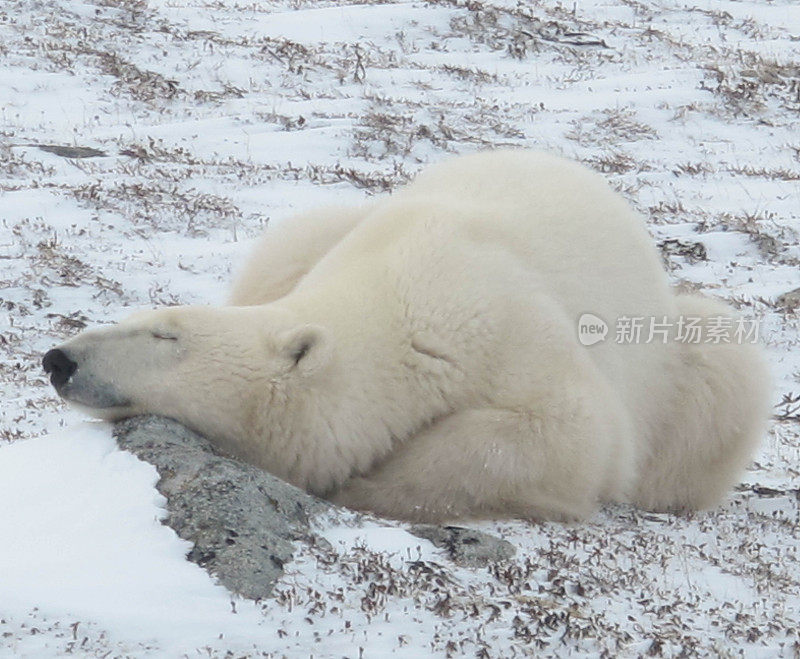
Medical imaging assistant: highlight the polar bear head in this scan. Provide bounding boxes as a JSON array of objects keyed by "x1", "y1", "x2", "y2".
[{"x1": 43, "y1": 305, "x2": 334, "y2": 459}]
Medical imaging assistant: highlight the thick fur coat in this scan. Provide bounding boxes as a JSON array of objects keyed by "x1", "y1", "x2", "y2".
[{"x1": 45, "y1": 150, "x2": 770, "y2": 522}]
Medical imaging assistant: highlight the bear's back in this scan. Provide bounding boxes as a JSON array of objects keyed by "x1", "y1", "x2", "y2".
[
  {"x1": 292, "y1": 150, "x2": 767, "y2": 517},
  {"x1": 294, "y1": 149, "x2": 675, "y2": 338},
  {"x1": 400, "y1": 149, "x2": 675, "y2": 321},
  {"x1": 288, "y1": 150, "x2": 678, "y2": 437}
]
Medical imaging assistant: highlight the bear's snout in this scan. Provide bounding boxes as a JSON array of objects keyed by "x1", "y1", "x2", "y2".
[
  {"x1": 42, "y1": 340, "x2": 133, "y2": 411},
  {"x1": 43, "y1": 348, "x2": 77, "y2": 390}
]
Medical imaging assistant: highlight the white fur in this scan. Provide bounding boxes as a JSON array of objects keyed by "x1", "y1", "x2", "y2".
[
  {"x1": 51, "y1": 150, "x2": 770, "y2": 522},
  {"x1": 229, "y1": 204, "x2": 372, "y2": 306}
]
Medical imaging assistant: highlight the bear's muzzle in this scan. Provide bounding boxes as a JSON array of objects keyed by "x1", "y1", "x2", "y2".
[{"x1": 42, "y1": 344, "x2": 131, "y2": 410}]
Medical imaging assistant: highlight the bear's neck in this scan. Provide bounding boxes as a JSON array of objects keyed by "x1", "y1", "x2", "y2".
[{"x1": 254, "y1": 307, "x2": 459, "y2": 495}]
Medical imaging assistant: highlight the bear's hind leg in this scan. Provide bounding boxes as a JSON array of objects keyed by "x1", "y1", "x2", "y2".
[
  {"x1": 229, "y1": 204, "x2": 372, "y2": 305},
  {"x1": 635, "y1": 295, "x2": 770, "y2": 511},
  {"x1": 332, "y1": 400, "x2": 630, "y2": 523}
]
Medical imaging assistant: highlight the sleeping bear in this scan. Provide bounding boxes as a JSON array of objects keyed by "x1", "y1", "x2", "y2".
[{"x1": 43, "y1": 150, "x2": 770, "y2": 522}]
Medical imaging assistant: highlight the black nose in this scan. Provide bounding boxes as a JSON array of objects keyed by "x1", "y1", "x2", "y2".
[{"x1": 42, "y1": 348, "x2": 77, "y2": 389}]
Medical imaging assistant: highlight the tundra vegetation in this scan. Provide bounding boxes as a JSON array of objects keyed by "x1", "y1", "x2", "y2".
[{"x1": 1, "y1": 0, "x2": 799, "y2": 655}]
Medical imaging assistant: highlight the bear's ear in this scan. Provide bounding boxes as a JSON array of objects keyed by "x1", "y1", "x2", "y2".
[{"x1": 278, "y1": 324, "x2": 331, "y2": 375}]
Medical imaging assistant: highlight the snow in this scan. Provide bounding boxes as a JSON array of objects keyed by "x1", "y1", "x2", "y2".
[
  {"x1": 1, "y1": 0, "x2": 799, "y2": 655},
  {"x1": 0, "y1": 422, "x2": 458, "y2": 656},
  {"x1": 0, "y1": 422, "x2": 251, "y2": 653}
]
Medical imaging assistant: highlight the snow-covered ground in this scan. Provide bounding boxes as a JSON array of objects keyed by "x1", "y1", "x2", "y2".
[{"x1": 1, "y1": 0, "x2": 799, "y2": 655}]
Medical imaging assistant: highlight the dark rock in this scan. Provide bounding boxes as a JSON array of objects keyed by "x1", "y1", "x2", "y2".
[
  {"x1": 114, "y1": 415, "x2": 330, "y2": 599},
  {"x1": 36, "y1": 144, "x2": 107, "y2": 159},
  {"x1": 409, "y1": 524, "x2": 515, "y2": 567},
  {"x1": 776, "y1": 287, "x2": 800, "y2": 312},
  {"x1": 114, "y1": 416, "x2": 519, "y2": 598}
]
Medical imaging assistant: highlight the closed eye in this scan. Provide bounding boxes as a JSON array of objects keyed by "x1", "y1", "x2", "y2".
[{"x1": 150, "y1": 330, "x2": 179, "y2": 341}]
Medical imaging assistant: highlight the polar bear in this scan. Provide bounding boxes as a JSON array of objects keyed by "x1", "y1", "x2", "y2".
[{"x1": 43, "y1": 150, "x2": 770, "y2": 522}]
